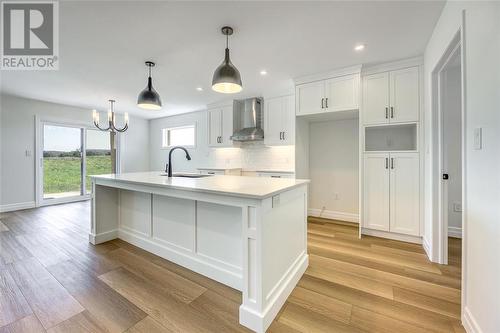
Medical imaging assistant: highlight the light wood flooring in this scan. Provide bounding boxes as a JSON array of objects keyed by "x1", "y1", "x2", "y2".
[{"x1": 0, "y1": 202, "x2": 464, "y2": 332}]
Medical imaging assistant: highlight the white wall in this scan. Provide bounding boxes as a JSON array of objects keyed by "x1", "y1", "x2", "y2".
[
  {"x1": 149, "y1": 110, "x2": 294, "y2": 173},
  {"x1": 443, "y1": 65, "x2": 462, "y2": 236},
  {"x1": 309, "y1": 119, "x2": 359, "y2": 220},
  {"x1": 424, "y1": 2, "x2": 500, "y2": 332},
  {"x1": 0, "y1": 94, "x2": 149, "y2": 209}
]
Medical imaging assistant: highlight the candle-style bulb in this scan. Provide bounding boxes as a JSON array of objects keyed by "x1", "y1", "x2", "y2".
[
  {"x1": 124, "y1": 113, "x2": 129, "y2": 125},
  {"x1": 92, "y1": 109, "x2": 97, "y2": 121}
]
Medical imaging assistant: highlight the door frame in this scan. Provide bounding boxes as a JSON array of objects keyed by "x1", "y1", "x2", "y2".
[{"x1": 430, "y1": 11, "x2": 466, "y2": 316}]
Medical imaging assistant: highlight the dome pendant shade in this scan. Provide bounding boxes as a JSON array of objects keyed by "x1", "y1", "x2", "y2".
[
  {"x1": 212, "y1": 26, "x2": 242, "y2": 94},
  {"x1": 137, "y1": 61, "x2": 162, "y2": 110}
]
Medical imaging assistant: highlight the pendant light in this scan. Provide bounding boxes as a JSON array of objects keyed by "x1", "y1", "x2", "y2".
[
  {"x1": 212, "y1": 26, "x2": 242, "y2": 94},
  {"x1": 137, "y1": 61, "x2": 162, "y2": 110}
]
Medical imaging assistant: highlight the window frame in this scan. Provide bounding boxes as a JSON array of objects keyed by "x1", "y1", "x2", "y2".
[{"x1": 161, "y1": 123, "x2": 197, "y2": 149}]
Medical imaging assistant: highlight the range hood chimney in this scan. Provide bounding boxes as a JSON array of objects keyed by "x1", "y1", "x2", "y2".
[{"x1": 231, "y1": 97, "x2": 264, "y2": 141}]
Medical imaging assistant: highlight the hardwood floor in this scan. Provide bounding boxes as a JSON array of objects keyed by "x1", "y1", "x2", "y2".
[{"x1": 0, "y1": 202, "x2": 464, "y2": 332}]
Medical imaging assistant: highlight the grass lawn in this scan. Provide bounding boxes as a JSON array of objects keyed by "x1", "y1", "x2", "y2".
[{"x1": 43, "y1": 155, "x2": 112, "y2": 195}]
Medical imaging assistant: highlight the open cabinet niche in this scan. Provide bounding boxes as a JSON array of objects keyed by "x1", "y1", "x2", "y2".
[
  {"x1": 364, "y1": 123, "x2": 418, "y2": 152},
  {"x1": 295, "y1": 110, "x2": 360, "y2": 224}
]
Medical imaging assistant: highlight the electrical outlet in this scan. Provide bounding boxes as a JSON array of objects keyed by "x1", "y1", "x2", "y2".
[
  {"x1": 474, "y1": 128, "x2": 482, "y2": 150},
  {"x1": 453, "y1": 202, "x2": 462, "y2": 212},
  {"x1": 272, "y1": 195, "x2": 280, "y2": 208},
  {"x1": 332, "y1": 193, "x2": 339, "y2": 200}
]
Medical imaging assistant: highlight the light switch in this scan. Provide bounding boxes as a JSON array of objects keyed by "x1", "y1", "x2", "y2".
[
  {"x1": 25, "y1": 150, "x2": 32, "y2": 157},
  {"x1": 473, "y1": 128, "x2": 482, "y2": 150}
]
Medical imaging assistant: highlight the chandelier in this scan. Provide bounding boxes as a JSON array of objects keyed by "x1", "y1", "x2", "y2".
[{"x1": 92, "y1": 99, "x2": 128, "y2": 132}]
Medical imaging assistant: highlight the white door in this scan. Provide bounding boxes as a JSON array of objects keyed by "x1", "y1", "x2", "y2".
[
  {"x1": 362, "y1": 72, "x2": 389, "y2": 125},
  {"x1": 208, "y1": 109, "x2": 222, "y2": 147},
  {"x1": 295, "y1": 81, "x2": 325, "y2": 116},
  {"x1": 220, "y1": 105, "x2": 234, "y2": 146},
  {"x1": 389, "y1": 152, "x2": 420, "y2": 236},
  {"x1": 363, "y1": 153, "x2": 390, "y2": 231},
  {"x1": 324, "y1": 74, "x2": 359, "y2": 112},
  {"x1": 389, "y1": 67, "x2": 419, "y2": 123},
  {"x1": 264, "y1": 96, "x2": 284, "y2": 145}
]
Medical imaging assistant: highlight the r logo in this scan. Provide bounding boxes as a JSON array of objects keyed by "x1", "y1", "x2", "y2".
[{"x1": 2, "y1": 2, "x2": 54, "y2": 56}]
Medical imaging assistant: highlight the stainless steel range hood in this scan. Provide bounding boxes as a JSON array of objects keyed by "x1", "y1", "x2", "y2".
[{"x1": 231, "y1": 97, "x2": 264, "y2": 141}]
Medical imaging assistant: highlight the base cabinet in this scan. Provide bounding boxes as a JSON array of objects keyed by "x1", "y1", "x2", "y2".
[{"x1": 363, "y1": 152, "x2": 419, "y2": 236}]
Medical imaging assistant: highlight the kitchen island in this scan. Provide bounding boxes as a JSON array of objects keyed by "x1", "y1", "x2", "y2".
[{"x1": 90, "y1": 171, "x2": 309, "y2": 333}]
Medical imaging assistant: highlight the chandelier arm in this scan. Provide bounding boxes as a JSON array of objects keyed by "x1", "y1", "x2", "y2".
[
  {"x1": 93, "y1": 119, "x2": 111, "y2": 131},
  {"x1": 112, "y1": 123, "x2": 128, "y2": 133}
]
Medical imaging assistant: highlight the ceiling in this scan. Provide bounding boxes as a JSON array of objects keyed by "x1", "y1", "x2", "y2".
[{"x1": 0, "y1": 1, "x2": 445, "y2": 119}]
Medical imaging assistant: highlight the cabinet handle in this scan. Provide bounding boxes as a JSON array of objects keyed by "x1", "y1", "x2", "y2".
[
  {"x1": 271, "y1": 175, "x2": 281, "y2": 178},
  {"x1": 391, "y1": 106, "x2": 394, "y2": 119},
  {"x1": 391, "y1": 158, "x2": 395, "y2": 169},
  {"x1": 208, "y1": 172, "x2": 215, "y2": 175},
  {"x1": 279, "y1": 132, "x2": 283, "y2": 140},
  {"x1": 282, "y1": 131, "x2": 285, "y2": 141},
  {"x1": 325, "y1": 98, "x2": 328, "y2": 108},
  {"x1": 321, "y1": 98, "x2": 324, "y2": 109},
  {"x1": 385, "y1": 158, "x2": 389, "y2": 169},
  {"x1": 385, "y1": 107, "x2": 389, "y2": 119}
]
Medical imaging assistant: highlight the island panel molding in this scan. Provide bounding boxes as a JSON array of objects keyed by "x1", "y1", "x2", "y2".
[{"x1": 90, "y1": 172, "x2": 309, "y2": 333}]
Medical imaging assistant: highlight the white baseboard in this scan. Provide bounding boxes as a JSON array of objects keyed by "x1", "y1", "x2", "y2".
[
  {"x1": 0, "y1": 201, "x2": 36, "y2": 213},
  {"x1": 463, "y1": 306, "x2": 483, "y2": 333},
  {"x1": 89, "y1": 229, "x2": 118, "y2": 244},
  {"x1": 448, "y1": 226, "x2": 462, "y2": 238},
  {"x1": 308, "y1": 208, "x2": 359, "y2": 223},
  {"x1": 361, "y1": 228, "x2": 422, "y2": 244}
]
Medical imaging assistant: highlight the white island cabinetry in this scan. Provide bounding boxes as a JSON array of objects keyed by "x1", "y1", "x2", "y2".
[{"x1": 90, "y1": 172, "x2": 309, "y2": 333}]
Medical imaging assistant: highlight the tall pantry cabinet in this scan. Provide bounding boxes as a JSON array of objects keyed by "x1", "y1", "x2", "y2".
[{"x1": 361, "y1": 61, "x2": 422, "y2": 241}]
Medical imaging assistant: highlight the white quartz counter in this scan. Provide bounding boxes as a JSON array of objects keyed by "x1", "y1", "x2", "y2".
[{"x1": 91, "y1": 171, "x2": 309, "y2": 199}]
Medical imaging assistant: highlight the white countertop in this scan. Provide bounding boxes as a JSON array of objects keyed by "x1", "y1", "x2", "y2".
[
  {"x1": 254, "y1": 169, "x2": 295, "y2": 174},
  {"x1": 92, "y1": 171, "x2": 309, "y2": 199}
]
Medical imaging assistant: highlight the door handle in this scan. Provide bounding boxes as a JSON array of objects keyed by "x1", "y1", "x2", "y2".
[
  {"x1": 390, "y1": 106, "x2": 394, "y2": 118},
  {"x1": 442, "y1": 173, "x2": 449, "y2": 180},
  {"x1": 391, "y1": 158, "x2": 395, "y2": 169},
  {"x1": 325, "y1": 98, "x2": 328, "y2": 108},
  {"x1": 385, "y1": 158, "x2": 388, "y2": 169},
  {"x1": 321, "y1": 98, "x2": 324, "y2": 109},
  {"x1": 385, "y1": 107, "x2": 389, "y2": 119}
]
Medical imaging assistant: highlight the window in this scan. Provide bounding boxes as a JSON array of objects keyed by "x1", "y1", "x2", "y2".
[{"x1": 162, "y1": 124, "x2": 196, "y2": 148}]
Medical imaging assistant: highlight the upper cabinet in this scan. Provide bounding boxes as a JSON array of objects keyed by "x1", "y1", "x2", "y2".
[
  {"x1": 295, "y1": 73, "x2": 359, "y2": 116},
  {"x1": 207, "y1": 104, "x2": 234, "y2": 147},
  {"x1": 265, "y1": 95, "x2": 295, "y2": 146},
  {"x1": 362, "y1": 66, "x2": 419, "y2": 125}
]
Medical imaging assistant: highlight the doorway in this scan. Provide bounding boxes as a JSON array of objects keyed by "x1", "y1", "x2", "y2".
[{"x1": 38, "y1": 122, "x2": 112, "y2": 206}]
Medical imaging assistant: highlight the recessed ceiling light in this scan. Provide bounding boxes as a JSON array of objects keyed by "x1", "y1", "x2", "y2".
[
  {"x1": 260, "y1": 70, "x2": 268, "y2": 76},
  {"x1": 354, "y1": 44, "x2": 365, "y2": 51},
  {"x1": 196, "y1": 87, "x2": 203, "y2": 91}
]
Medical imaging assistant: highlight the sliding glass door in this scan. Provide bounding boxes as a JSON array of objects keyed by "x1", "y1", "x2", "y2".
[
  {"x1": 40, "y1": 122, "x2": 113, "y2": 205},
  {"x1": 85, "y1": 129, "x2": 112, "y2": 194}
]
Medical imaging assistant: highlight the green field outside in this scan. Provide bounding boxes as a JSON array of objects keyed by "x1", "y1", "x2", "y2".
[{"x1": 43, "y1": 155, "x2": 111, "y2": 195}]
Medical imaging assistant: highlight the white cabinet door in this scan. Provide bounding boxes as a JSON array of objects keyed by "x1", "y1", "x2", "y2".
[
  {"x1": 265, "y1": 95, "x2": 295, "y2": 146},
  {"x1": 389, "y1": 67, "x2": 419, "y2": 123},
  {"x1": 325, "y1": 74, "x2": 359, "y2": 112},
  {"x1": 295, "y1": 81, "x2": 325, "y2": 116},
  {"x1": 363, "y1": 153, "x2": 390, "y2": 231},
  {"x1": 264, "y1": 97, "x2": 284, "y2": 145},
  {"x1": 208, "y1": 108, "x2": 222, "y2": 147},
  {"x1": 281, "y1": 95, "x2": 295, "y2": 145},
  {"x1": 220, "y1": 105, "x2": 234, "y2": 146},
  {"x1": 389, "y1": 152, "x2": 420, "y2": 236},
  {"x1": 362, "y1": 72, "x2": 389, "y2": 125}
]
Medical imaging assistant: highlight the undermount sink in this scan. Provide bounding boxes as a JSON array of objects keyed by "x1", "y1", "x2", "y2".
[{"x1": 160, "y1": 173, "x2": 212, "y2": 178}]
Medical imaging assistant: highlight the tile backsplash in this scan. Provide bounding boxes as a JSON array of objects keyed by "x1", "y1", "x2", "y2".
[{"x1": 205, "y1": 142, "x2": 295, "y2": 171}]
